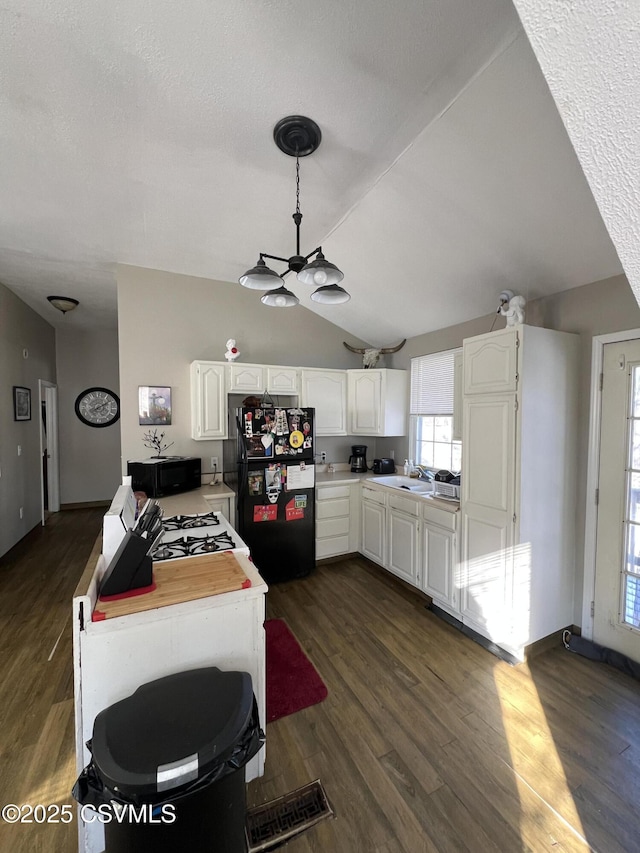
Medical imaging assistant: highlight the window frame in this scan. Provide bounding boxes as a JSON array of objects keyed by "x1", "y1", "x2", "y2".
[{"x1": 409, "y1": 348, "x2": 462, "y2": 473}]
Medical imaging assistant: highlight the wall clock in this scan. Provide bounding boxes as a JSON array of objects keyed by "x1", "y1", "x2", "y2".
[{"x1": 75, "y1": 387, "x2": 120, "y2": 428}]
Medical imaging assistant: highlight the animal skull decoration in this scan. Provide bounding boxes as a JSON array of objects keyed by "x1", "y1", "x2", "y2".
[{"x1": 343, "y1": 339, "x2": 407, "y2": 368}]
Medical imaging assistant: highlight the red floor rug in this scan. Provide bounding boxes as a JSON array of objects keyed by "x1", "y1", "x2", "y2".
[{"x1": 265, "y1": 619, "x2": 328, "y2": 723}]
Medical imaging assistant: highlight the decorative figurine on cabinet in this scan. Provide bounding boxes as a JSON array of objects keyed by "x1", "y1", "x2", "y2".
[
  {"x1": 497, "y1": 291, "x2": 526, "y2": 326},
  {"x1": 225, "y1": 339, "x2": 240, "y2": 361}
]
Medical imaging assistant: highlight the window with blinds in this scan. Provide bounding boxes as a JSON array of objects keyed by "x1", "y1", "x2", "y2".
[{"x1": 410, "y1": 349, "x2": 461, "y2": 471}]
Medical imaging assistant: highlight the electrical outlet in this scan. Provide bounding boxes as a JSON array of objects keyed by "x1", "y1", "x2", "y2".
[
  {"x1": 210, "y1": 456, "x2": 219, "y2": 472},
  {"x1": 320, "y1": 451, "x2": 327, "y2": 463},
  {"x1": 17, "y1": 445, "x2": 22, "y2": 456},
  {"x1": 389, "y1": 450, "x2": 395, "y2": 460},
  {"x1": 19, "y1": 507, "x2": 23, "y2": 519}
]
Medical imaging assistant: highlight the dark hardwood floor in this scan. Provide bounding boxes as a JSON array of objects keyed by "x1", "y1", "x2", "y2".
[{"x1": 2, "y1": 510, "x2": 640, "y2": 851}]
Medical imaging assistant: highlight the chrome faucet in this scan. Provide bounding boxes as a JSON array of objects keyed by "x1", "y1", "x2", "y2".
[{"x1": 414, "y1": 465, "x2": 434, "y2": 481}]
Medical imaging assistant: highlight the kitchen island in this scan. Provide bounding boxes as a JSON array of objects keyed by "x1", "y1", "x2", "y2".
[{"x1": 72, "y1": 486, "x2": 266, "y2": 853}]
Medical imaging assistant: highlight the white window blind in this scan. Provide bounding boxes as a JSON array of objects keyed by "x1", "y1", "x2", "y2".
[{"x1": 410, "y1": 349, "x2": 460, "y2": 414}]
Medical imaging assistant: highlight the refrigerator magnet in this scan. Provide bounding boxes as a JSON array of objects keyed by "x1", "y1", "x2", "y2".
[
  {"x1": 248, "y1": 472, "x2": 263, "y2": 495},
  {"x1": 285, "y1": 498, "x2": 304, "y2": 521},
  {"x1": 254, "y1": 504, "x2": 277, "y2": 521},
  {"x1": 289, "y1": 429, "x2": 304, "y2": 449}
]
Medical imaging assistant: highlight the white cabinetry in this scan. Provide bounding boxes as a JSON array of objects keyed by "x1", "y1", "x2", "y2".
[
  {"x1": 267, "y1": 366, "x2": 299, "y2": 395},
  {"x1": 190, "y1": 361, "x2": 228, "y2": 439},
  {"x1": 316, "y1": 483, "x2": 360, "y2": 558},
  {"x1": 229, "y1": 363, "x2": 265, "y2": 393},
  {"x1": 387, "y1": 493, "x2": 420, "y2": 585},
  {"x1": 360, "y1": 483, "x2": 459, "y2": 598},
  {"x1": 301, "y1": 369, "x2": 348, "y2": 436},
  {"x1": 360, "y1": 485, "x2": 387, "y2": 565},
  {"x1": 228, "y1": 363, "x2": 299, "y2": 395},
  {"x1": 348, "y1": 369, "x2": 407, "y2": 436},
  {"x1": 204, "y1": 495, "x2": 233, "y2": 525},
  {"x1": 420, "y1": 502, "x2": 458, "y2": 617},
  {"x1": 460, "y1": 325, "x2": 578, "y2": 661}
]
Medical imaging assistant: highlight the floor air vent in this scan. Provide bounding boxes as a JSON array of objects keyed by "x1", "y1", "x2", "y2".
[{"x1": 246, "y1": 779, "x2": 335, "y2": 851}]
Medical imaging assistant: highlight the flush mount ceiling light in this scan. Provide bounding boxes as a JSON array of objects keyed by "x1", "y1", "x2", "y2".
[
  {"x1": 47, "y1": 295, "x2": 79, "y2": 314},
  {"x1": 239, "y1": 116, "x2": 350, "y2": 308}
]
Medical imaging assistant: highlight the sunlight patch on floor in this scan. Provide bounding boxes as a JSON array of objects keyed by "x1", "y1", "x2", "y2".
[{"x1": 493, "y1": 666, "x2": 589, "y2": 850}]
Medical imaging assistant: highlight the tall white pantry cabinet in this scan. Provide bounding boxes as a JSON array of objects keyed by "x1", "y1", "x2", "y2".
[{"x1": 460, "y1": 325, "x2": 579, "y2": 661}]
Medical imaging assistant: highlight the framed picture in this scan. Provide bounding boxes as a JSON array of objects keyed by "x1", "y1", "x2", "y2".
[
  {"x1": 138, "y1": 386, "x2": 172, "y2": 425},
  {"x1": 13, "y1": 386, "x2": 31, "y2": 421}
]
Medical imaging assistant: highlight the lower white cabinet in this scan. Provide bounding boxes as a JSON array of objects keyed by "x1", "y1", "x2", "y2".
[
  {"x1": 360, "y1": 482, "x2": 459, "y2": 605},
  {"x1": 360, "y1": 485, "x2": 387, "y2": 564},
  {"x1": 316, "y1": 483, "x2": 360, "y2": 559},
  {"x1": 420, "y1": 503, "x2": 458, "y2": 617},
  {"x1": 388, "y1": 505, "x2": 419, "y2": 585},
  {"x1": 204, "y1": 495, "x2": 233, "y2": 525}
]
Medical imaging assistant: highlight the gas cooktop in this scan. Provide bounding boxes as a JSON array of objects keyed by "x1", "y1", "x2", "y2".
[{"x1": 154, "y1": 511, "x2": 249, "y2": 561}]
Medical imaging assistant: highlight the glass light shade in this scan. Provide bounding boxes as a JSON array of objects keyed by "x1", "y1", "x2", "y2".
[
  {"x1": 47, "y1": 295, "x2": 79, "y2": 314},
  {"x1": 239, "y1": 258, "x2": 283, "y2": 291},
  {"x1": 296, "y1": 250, "x2": 344, "y2": 286},
  {"x1": 260, "y1": 286, "x2": 299, "y2": 308},
  {"x1": 310, "y1": 284, "x2": 351, "y2": 304}
]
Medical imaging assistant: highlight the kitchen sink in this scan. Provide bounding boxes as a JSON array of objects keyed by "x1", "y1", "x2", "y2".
[{"x1": 369, "y1": 475, "x2": 434, "y2": 494}]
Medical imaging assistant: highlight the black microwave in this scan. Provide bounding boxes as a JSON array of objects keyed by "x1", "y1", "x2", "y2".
[{"x1": 127, "y1": 457, "x2": 201, "y2": 498}]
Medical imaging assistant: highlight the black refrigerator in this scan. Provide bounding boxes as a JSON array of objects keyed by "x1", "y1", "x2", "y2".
[{"x1": 236, "y1": 406, "x2": 316, "y2": 584}]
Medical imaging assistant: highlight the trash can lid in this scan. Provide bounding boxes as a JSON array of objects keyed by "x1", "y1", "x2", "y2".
[{"x1": 91, "y1": 667, "x2": 254, "y2": 797}]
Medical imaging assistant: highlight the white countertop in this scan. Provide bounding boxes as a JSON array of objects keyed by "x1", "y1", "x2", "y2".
[{"x1": 156, "y1": 482, "x2": 235, "y2": 516}]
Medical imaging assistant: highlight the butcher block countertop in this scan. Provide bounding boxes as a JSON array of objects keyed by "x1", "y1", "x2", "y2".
[{"x1": 93, "y1": 551, "x2": 254, "y2": 621}]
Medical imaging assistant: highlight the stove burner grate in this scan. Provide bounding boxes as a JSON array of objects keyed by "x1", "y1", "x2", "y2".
[
  {"x1": 185, "y1": 532, "x2": 236, "y2": 555},
  {"x1": 162, "y1": 512, "x2": 222, "y2": 531}
]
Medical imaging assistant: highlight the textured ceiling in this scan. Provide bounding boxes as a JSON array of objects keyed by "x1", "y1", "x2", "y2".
[{"x1": 0, "y1": 0, "x2": 623, "y2": 343}]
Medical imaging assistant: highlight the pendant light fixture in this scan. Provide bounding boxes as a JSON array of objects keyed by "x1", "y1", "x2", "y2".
[{"x1": 239, "y1": 116, "x2": 350, "y2": 307}]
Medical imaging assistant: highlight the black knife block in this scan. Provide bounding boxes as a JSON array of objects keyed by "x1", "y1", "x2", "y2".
[{"x1": 99, "y1": 530, "x2": 154, "y2": 598}]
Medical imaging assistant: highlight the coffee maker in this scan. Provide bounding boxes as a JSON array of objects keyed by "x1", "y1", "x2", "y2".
[{"x1": 349, "y1": 445, "x2": 368, "y2": 473}]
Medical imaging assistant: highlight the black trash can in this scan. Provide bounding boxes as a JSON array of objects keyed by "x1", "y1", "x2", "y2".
[{"x1": 73, "y1": 667, "x2": 264, "y2": 853}]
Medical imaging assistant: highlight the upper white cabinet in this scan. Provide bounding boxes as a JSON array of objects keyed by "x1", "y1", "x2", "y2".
[
  {"x1": 228, "y1": 364, "x2": 265, "y2": 393},
  {"x1": 300, "y1": 369, "x2": 348, "y2": 436},
  {"x1": 463, "y1": 327, "x2": 518, "y2": 395},
  {"x1": 460, "y1": 325, "x2": 579, "y2": 661},
  {"x1": 267, "y1": 366, "x2": 299, "y2": 395},
  {"x1": 348, "y1": 369, "x2": 407, "y2": 436},
  {"x1": 228, "y1": 363, "x2": 299, "y2": 395},
  {"x1": 191, "y1": 361, "x2": 228, "y2": 440}
]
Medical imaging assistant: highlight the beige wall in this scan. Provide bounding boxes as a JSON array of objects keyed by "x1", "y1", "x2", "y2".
[
  {"x1": 0, "y1": 282, "x2": 56, "y2": 557},
  {"x1": 387, "y1": 273, "x2": 640, "y2": 626},
  {"x1": 56, "y1": 327, "x2": 122, "y2": 504},
  {"x1": 116, "y1": 265, "x2": 371, "y2": 473}
]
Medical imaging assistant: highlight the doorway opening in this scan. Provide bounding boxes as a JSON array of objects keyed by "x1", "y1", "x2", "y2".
[{"x1": 39, "y1": 380, "x2": 60, "y2": 524}]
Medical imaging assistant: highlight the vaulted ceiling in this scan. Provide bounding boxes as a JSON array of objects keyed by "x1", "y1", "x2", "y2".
[{"x1": 0, "y1": 0, "x2": 623, "y2": 344}]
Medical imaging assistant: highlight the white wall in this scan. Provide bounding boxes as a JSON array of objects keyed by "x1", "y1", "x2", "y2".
[
  {"x1": 116, "y1": 265, "x2": 372, "y2": 474},
  {"x1": 56, "y1": 326, "x2": 122, "y2": 504},
  {"x1": 0, "y1": 282, "x2": 56, "y2": 557}
]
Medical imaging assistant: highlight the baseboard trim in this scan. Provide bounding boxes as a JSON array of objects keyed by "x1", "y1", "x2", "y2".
[
  {"x1": 60, "y1": 501, "x2": 110, "y2": 510},
  {"x1": 427, "y1": 604, "x2": 576, "y2": 666}
]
